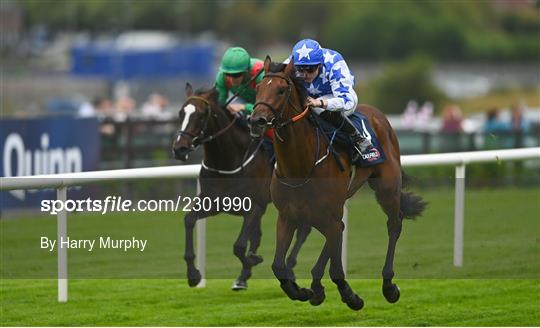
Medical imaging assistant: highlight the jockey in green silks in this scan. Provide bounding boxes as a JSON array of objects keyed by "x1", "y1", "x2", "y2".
[{"x1": 215, "y1": 47, "x2": 264, "y2": 115}]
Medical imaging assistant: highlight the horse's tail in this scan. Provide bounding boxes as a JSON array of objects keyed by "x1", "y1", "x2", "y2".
[{"x1": 400, "y1": 171, "x2": 427, "y2": 220}]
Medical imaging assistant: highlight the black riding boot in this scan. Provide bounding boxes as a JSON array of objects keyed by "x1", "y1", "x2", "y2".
[{"x1": 341, "y1": 113, "x2": 374, "y2": 162}]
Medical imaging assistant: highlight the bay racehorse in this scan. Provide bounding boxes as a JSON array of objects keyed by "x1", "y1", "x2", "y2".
[
  {"x1": 172, "y1": 83, "x2": 311, "y2": 290},
  {"x1": 249, "y1": 57, "x2": 426, "y2": 310}
]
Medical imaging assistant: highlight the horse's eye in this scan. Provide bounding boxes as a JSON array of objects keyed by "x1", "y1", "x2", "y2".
[{"x1": 278, "y1": 87, "x2": 286, "y2": 95}]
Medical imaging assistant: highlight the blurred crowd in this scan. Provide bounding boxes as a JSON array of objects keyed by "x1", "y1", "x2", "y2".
[
  {"x1": 400, "y1": 100, "x2": 532, "y2": 135},
  {"x1": 78, "y1": 92, "x2": 171, "y2": 120},
  {"x1": 484, "y1": 103, "x2": 531, "y2": 134},
  {"x1": 77, "y1": 92, "x2": 173, "y2": 135},
  {"x1": 76, "y1": 90, "x2": 535, "y2": 149}
]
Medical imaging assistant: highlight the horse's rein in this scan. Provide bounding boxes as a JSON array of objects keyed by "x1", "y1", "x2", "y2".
[
  {"x1": 254, "y1": 73, "x2": 331, "y2": 188},
  {"x1": 178, "y1": 96, "x2": 266, "y2": 175},
  {"x1": 222, "y1": 67, "x2": 264, "y2": 108}
]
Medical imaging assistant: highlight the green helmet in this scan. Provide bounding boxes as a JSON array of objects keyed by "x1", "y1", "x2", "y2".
[{"x1": 220, "y1": 47, "x2": 250, "y2": 74}]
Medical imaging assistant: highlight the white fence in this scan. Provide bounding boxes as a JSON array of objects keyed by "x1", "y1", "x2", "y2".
[{"x1": 1, "y1": 147, "x2": 539, "y2": 302}]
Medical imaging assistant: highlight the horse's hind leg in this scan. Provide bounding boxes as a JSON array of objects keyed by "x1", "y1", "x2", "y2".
[
  {"x1": 369, "y1": 175, "x2": 402, "y2": 303},
  {"x1": 272, "y1": 215, "x2": 313, "y2": 302},
  {"x1": 286, "y1": 224, "x2": 312, "y2": 269},
  {"x1": 232, "y1": 206, "x2": 264, "y2": 291},
  {"x1": 324, "y1": 219, "x2": 364, "y2": 311}
]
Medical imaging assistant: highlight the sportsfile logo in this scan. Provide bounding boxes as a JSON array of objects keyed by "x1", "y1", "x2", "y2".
[{"x1": 40, "y1": 195, "x2": 253, "y2": 215}]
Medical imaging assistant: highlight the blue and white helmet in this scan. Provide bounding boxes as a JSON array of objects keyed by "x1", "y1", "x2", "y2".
[{"x1": 291, "y1": 39, "x2": 323, "y2": 66}]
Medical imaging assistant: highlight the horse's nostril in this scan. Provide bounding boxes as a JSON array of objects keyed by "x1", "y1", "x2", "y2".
[
  {"x1": 174, "y1": 146, "x2": 188, "y2": 154},
  {"x1": 249, "y1": 116, "x2": 267, "y2": 126}
]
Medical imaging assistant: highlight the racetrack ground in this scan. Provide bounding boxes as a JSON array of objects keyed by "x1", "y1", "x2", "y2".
[
  {"x1": 2, "y1": 278, "x2": 538, "y2": 326},
  {"x1": 1, "y1": 187, "x2": 539, "y2": 326}
]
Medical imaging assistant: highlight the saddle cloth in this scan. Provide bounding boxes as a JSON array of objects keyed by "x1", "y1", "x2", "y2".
[{"x1": 313, "y1": 111, "x2": 386, "y2": 167}]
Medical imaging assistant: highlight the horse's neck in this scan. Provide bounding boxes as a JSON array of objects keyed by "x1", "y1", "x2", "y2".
[
  {"x1": 274, "y1": 117, "x2": 320, "y2": 179},
  {"x1": 202, "y1": 111, "x2": 250, "y2": 169}
]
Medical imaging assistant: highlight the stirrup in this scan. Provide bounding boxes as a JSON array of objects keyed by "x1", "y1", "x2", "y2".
[
  {"x1": 357, "y1": 138, "x2": 373, "y2": 152},
  {"x1": 352, "y1": 141, "x2": 378, "y2": 163}
]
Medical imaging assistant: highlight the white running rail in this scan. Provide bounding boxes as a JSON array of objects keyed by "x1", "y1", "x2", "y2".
[{"x1": 1, "y1": 147, "x2": 539, "y2": 302}]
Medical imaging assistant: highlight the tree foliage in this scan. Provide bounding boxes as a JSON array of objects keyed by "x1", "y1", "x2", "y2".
[
  {"x1": 19, "y1": 0, "x2": 540, "y2": 61},
  {"x1": 363, "y1": 55, "x2": 446, "y2": 114}
]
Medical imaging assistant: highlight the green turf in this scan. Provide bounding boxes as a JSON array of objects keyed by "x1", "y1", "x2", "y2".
[
  {"x1": 1, "y1": 279, "x2": 539, "y2": 326},
  {"x1": 1, "y1": 187, "x2": 539, "y2": 325}
]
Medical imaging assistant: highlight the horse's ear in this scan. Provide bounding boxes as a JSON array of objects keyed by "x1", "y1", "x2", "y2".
[
  {"x1": 263, "y1": 55, "x2": 271, "y2": 73},
  {"x1": 185, "y1": 83, "x2": 193, "y2": 97},
  {"x1": 209, "y1": 85, "x2": 219, "y2": 100},
  {"x1": 284, "y1": 57, "x2": 295, "y2": 76}
]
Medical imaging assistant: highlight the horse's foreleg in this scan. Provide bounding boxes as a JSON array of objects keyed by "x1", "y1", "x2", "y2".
[
  {"x1": 325, "y1": 219, "x2": 364, "y2": 311},
  {"x1": 232, "y1": 207, "x2": 264, "y2": 291},
  {"x1": 309, "y1": 242, "x2": 329, "y2": 306},
  {"x1": 286, "y1": 224, "x2": 312, "y2": 269},
  {"x1": 272, "y1": 215, "x2": 313, "y2": 302},
  {"x1": 247, "y1": 208, "x2": 264, "y2": 266},
  {"x1": 183, "y1": 209, "x2": 211, "y2": 287},
  {"x1": 183, "y1": 188, "x2": 218, "y2": 288}
]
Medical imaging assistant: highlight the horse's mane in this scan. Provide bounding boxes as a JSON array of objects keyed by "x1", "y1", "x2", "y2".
[
  {"x1": 195, "y1": 86, "x2": 219, "y2": 102},
  {"x1": 268, "y1": 62, "x2": 308, "y2": 107},
  {"x1": 194, "y1": 86, "x2": 228, "y2": 116}
]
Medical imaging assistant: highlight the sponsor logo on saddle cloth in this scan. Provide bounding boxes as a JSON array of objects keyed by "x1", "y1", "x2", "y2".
[{"x1": 362, "y1": 148, "x2": 381, "y2": 162}]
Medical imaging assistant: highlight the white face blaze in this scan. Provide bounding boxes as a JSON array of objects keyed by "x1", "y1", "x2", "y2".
[{"x1": 180, "y1": 104, "x2": 197, "y2": 132}]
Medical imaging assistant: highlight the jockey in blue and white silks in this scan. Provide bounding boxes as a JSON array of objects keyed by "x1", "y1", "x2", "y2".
[{"x1": 285, "y1": 39, "x2": 376, "y2": 161}]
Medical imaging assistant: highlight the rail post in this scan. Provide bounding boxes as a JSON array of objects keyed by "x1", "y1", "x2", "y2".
[
  {"x1": 57, "y1": 186, "x2": 68, "y2": 302},
  {"x1": 196, "y1": 180, "x2": 206, "y2": 288},
  {"x1": 454, "y1": 164, "x2": 466, "y2": 267}
]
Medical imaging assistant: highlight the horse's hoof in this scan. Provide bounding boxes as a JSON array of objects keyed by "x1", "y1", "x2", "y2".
[
  {"x1": 296, "y1": 288, "x2": 314, "y2": 302},
  {"x1": 232, "y1": 279, "x2": 248, "y2": 291},
  {"x1": 383, "y1": 283, "x2": 400, "y2": 303},
  {"x1": 309, "y1": 284, "x2": 325, "y2": 306},
  {"x1": 187, "y1": 269, "x2": 202, "y2": 287},
  {"x1": 309, "y1": 289, "x2": 326, "y2": 306},
  {"x1": 344, "y1": 293, "x2": 364, "y2": 311},
  {"x1": 247, "y1": 253, "x2": 264, "y2": 266},
  {"x1": 281, "y1": 281, "x2": 312, "y2": 302}
]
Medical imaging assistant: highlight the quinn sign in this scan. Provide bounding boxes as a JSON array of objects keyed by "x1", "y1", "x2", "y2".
[{"x1": 1, "y1": 117, "x2": 100, "y2": 209}]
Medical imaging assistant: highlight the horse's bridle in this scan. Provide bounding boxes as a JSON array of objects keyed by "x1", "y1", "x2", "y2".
[
  {"x1": 253, "y1": 73, "x2": 310, "y2": 141},
  {"x1": 253, "y1": 72, "x2": 325, "y2": 188},
  {"x1": 176, "y1": 95, "x2": 238, "y2": 150},
  {"x1": 176, "y1": 95, "x2": 265, "y2": 175},
  {"x1": 177, "y1": 67, "x2": 264, "y2": 149}
]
